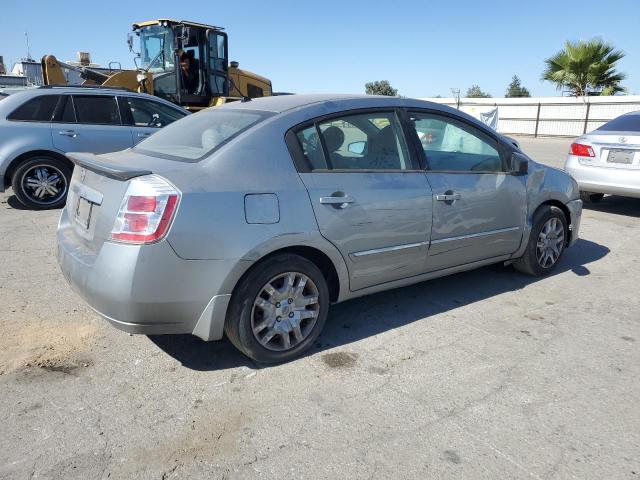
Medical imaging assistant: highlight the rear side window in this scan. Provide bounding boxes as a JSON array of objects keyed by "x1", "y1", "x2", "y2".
[
  {"x1": 134, "y1": 108, "x2": 272, "y2": 161},
  {"x1": 123, "y1": 97, "x2": 187, "y2": 128},
  {"x1": 53, "y1": 96, "x2": 77, "y2": 123},
  {"x1": 8, "y1": 95, "x2": 60, "y2": 121},
  {"x1": 73, "y1": 95, "x2": 121, "y2": 125},
  {"x1": 597, "y1": 113, "x2": 640, "y2": 132},
  {"x1": 294, "y1": 111, "x2": 412, "y2": 171}
]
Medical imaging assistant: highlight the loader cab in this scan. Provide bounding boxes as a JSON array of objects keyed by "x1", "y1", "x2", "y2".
[{"x1": 132, "y1": 20, "x2": 229, "y2": 109}]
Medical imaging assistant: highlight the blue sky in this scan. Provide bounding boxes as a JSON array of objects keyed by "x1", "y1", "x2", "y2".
[{"x1": 2, "y1": 0, "x2": 639, "y2": 97}]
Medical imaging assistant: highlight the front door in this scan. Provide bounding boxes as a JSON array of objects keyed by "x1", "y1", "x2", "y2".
[
  {"x1": 292, "y1": 110, "x2": 433, "y2": 291},
  {"x1": 407, "y1": 110, "x2": 527, "y2": 271},
  {"x1": 51, "y1": 95, "x2": 133, "y2": 154}
]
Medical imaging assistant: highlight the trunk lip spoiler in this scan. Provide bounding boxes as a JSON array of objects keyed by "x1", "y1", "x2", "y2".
[{"x1": 66, "y1": 152, "x2": 152, "y2": 181}]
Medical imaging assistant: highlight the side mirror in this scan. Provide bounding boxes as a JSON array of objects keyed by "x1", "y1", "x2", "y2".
[
  {"x1": 511, "y1": 152, "x2": 529, "y2": 175},
  {"x1": 348, "y1": 141, "x2": 366, "y2": 155},
  {"x1": 127, "y1": 33, "x2": 134, "y2": 52}
]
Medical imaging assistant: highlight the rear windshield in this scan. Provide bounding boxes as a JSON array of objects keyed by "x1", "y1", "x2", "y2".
[
  {"x1": 596, "y1": 113, "x2": 640, "y2": 132},
  {"x1": 134, "y1": 108, "x2": 272, "y2": 161}
]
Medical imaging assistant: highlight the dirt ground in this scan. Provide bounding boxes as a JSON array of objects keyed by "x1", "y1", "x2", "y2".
[{"x1": 1, "y1": 136, "x2": 639, "y2": 480}]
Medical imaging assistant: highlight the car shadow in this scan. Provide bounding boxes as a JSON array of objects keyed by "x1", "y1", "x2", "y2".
[
  {"x1": 148, "y1": 238, "x2": 608, "y2": 372},
  {"x1": 583, "y1": 195, "x2": 640, "y2": 218},
  {"x1": 5, "y1": 195, "x2": 32, "y2": 210}
]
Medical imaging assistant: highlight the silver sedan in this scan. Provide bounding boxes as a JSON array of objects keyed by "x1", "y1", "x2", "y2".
[
  {"x1": 57, "y1": 94, "x2": 582, "y2": 363},
  {"x1": 565, "y1": 111, "x2": 640, "y2": 202}
]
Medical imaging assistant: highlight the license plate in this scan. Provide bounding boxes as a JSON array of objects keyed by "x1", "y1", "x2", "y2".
[
  {"x1": 74, "y1": 196, "x2": 93, "y2": 229},
  {"x1": 607, "y1": 149, "x2": 635, "y2": 164}
]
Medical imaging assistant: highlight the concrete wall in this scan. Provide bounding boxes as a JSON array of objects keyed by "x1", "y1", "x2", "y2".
[{"x1": 421, "y1": 96, "x2": 640, "y2": 137}]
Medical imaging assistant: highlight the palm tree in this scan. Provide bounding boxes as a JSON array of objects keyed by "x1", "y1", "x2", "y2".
[{"x1": 542, "y1": 39, "x2": 626, "y2": 96}]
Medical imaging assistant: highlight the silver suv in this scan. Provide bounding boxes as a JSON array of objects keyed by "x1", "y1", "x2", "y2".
[{"x1": 0, "y1": 86, "x2": 188, "y2": 209}]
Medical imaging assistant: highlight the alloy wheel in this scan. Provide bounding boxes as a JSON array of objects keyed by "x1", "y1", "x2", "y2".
[
  {"x1": 251, "y1": 272, "x2": 320, "y2": 351},
  {"x1": 20, "y1": 164, "x2": 67, "y2": 205},
  {"x1": 536, "y1": 217, "x2": 565, "y2": 268}
]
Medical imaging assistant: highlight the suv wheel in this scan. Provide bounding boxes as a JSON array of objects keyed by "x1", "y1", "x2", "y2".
[
  {"x1": 11, "y1": 156, "x2": 71, "y2": 209},
  {"x1": 225, "y1": 253, "x2": 330, "y2": 363},
  {"x1": 514, "y1": 205, "x2": 568, "y2": 276}
]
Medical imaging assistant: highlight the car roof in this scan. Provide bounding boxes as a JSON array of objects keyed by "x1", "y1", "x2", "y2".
[
  {"x1": 218, "y1": 93, "x2": 451, "y2": 114},
  {"x1": 0, "y1": 85, "x2": 189, "y2": 113}
]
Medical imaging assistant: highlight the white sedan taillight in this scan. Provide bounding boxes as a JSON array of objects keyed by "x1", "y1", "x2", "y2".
[{"x1": 110, "y1": 175, "x2": 180, "y2": 244}]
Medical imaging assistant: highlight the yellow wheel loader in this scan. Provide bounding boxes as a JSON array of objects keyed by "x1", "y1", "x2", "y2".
[{"x1": 41, "y1": 19, "x2": 272, "y2": 110}]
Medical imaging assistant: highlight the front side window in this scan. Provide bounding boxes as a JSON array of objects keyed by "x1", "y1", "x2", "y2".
[
  {"x1": 73, "y1": 96, "x2": 121, "y2": 125},
  {"x1": 295, "y1": 111, "x2": 411, "y2": 171},
  {"x1": 8, "y1": 95, "x2": 60, "y2": 122},
  {"x1": 207, "y1": 32, "x2": 227, "y2": 96},
  {"x1": 409, "y1": 112, "x2": 503, "y2": 172},
  {"x1": 134, "y1": 108, "x2": 271, "y2": 162},
  {"x1": 124, "y1": 97, "x2": 187, "y2": 128}
]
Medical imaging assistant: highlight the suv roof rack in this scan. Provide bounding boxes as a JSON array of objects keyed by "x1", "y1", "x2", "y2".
[{"x1": 37, "y1": 85, "x2": 131, "y2": 91}]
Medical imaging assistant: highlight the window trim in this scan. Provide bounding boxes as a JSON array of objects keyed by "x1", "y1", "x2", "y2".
[
  {"x1": 118, "y1": 95, "x2": 187, "y2": 128},
  {"x1": 71, "y1": 94, "x2": 123, "y2": 126},
  {"x1": 6, "y1": 94, "x2": 62, "y2": 123},
  {"x1": 285, "y1": 107, "x2": 423, "y2": 173},
  {"x1": 52, "y1": 95, "x2": 77, "y2": 123},
  {"x1": 405, "y1": 108, "x2": 514, "y2": 175}
]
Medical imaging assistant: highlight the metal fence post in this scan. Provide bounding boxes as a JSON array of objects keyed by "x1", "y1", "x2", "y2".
[
  {"x1": 583, "y1": 102, "x2": 591, "y2": 134},
  {"x1": 534, "y1": 103, "x2": 541, "y2": 137}
]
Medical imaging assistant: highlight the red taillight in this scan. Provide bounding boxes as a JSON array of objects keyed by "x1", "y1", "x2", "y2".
[
  {"x1": 570, "y1": 143, "x2": 595, "y2": 157},
  {"x1": 110, "y1": 175, "x2": 180, "y2": 245},
  {"x1": 127, "y1": 195, "x2": 157, "y2": 212}
]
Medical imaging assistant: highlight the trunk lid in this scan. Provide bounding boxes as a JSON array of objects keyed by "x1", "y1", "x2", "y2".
[
  {"x1": 64, "y1": 150, "x2": 190, "y2": 254},
  {"x1": 580, "y1": 131, "x2": 640, "y2": 170}
]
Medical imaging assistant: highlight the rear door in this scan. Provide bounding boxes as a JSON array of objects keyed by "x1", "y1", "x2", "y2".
[
  {"x1": 288, "y1": 109, "x2": 433, "y2": 291},
  {"x1": 406, "y1": 110, "x2": 527, "y2": 271},
  {"x1": 118, "y1": 96, "x2": 188, "y2": 144},
  {"x1": 52, "y1": 95, "x2": 134, "y2": 154}
]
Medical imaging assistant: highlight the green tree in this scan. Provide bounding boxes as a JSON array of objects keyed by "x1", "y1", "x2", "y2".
[
  {"x1": 505, "y1": 75, "x2": 531, "y2": 97},
  {"x1": 542, "y1": 39, "x2": 626, "y2": 96},
  {"x1": 365, "y1": 80, "x2": 398, "y2": 96},
  {"x1": 466, "y1": 85, "x2": 492, "y2": 98}
]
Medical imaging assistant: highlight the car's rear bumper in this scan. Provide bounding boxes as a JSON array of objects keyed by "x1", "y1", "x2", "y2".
[
  {"x1": 56, "y1": 209, "x2": 238, "y2": 341},
  {"x1": 565, "y1": 155, "x2": 640, "y2": 198}
]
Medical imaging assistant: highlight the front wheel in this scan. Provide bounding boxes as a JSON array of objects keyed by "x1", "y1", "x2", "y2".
[
  {"x1": 513, "y1": 205, "x2": 568, "y2": 276},
  {"x1": 225, "y1": 253, "x2": 330, "y2": 363}
]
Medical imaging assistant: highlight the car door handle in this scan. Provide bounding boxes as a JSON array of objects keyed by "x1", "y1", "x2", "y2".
[
  {"x1": 435, "y1": 193, "x2": 461, "y2": 202},
  {"x1": 320, "y1": 194, "x2": 355, "y2": 208},
  {"x1": 58, "y1": 130, "x2": 78, "y2": 138},
  {"x1": 137, "y1": 132, "x2": 151, "y2": 138}
]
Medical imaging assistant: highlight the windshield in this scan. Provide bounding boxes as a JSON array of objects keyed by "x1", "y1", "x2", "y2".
[
  {"x1": 138, "y1": 25, "x2": 175, "y2": 72},
  {"x1": 134, "y1": 108, "x2": 273, "y2": 162}
]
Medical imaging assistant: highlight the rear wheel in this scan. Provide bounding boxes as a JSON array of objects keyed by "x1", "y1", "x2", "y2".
[
  {"x1": 225, "y1": 253, "x2": 330, "y2": 363},
  {"x1": 514, "y1": 205, "x2": 568, "y2": 276},
  {"x1": 580, "y1": 191, "x2": 604, "y2": 204},
  {"x1": 11, "y1": 156, "x2": 71, "y2": 209}
]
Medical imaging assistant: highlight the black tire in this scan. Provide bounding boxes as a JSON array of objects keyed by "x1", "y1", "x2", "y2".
[
  {"x1": 11, "y1": 156, "x2": 72, "y2": 209},
  {"x1": 513, "y1": 205, "x2": 568, "y2": 277},
  {"x1": 225, "y1": 253, "x2": 330, "y2": 363},
  {"x1": 580, "y1": 191, "x2": 604, "y2": 204}
]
